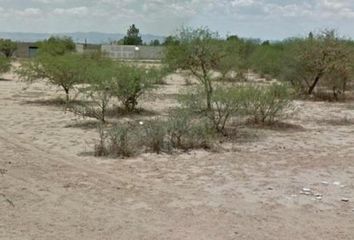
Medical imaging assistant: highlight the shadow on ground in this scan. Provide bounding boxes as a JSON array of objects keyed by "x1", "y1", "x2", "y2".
[
  {"x1": 245, "y1": 120, "x2": 306, "y2": 132},
  {"x1": 65, "y1": 120, "x2": 100, "y2": 130},
  {"x1": 0, "y1": 78, "x2": 12, "y2": 82},
  {"x1": 22, "y1": 98, "x2": 92, "y2": 107}
]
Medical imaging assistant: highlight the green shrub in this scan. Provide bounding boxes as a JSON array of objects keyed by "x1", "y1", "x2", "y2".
[
  {"x1": 240, "y1": 83, "x2": 294, "y2": 124},
  {"x1": 142, "y1": 119, "x2": 168, "y2": 154},
  {"x1": 72, "y1": 89, "x2": 111, "y2": 123},
  {"x1": 166, "y1": 110, "x2": 192, "y2": 148},
  {"x1": 94, "y1": 124, "x2": 109, "y2": 157},
  {"x1": 178, "y1": 87, "x2": 207, "y2": 113},
  {"x1": 110, "y1": 63, "x2": 154, "y2": 112},
  {"x1": 180, "y1": 119, "x2": 215, "y2": 150},
  {"x1": 94, "y1": 123, "x2": 138, "y2": 158},
  {"x1": 107, "y1": 124, "x2": 136, "y2": 157},
  {"x1": 94, "y1": 114, "x2": 217, "y2": 158},
  {"x1": 249, "y1": 43, "x2": 285, "y2": 79},
  {"x1": 208, "y1": 86, "x2": 244, "y2": 133},
  {"x1": 167, "y1": 109, "x2": 215, "y2": 150},
  {"x1": 146, "y1": 66, "x2": 169, "y2": 85},
  {"x1": 73, "y1": 57, "x2": 114, "y2": 123},
  {"x1": 0, "y1": 39, "x2": 17, "y2": 58},
  {"x1": 216, "y1": 37, "x2": 253, "y2": 82},
  {"x1": 0, "y1": 57, "x2": 11, "y2": 74},
  {"x1": 37, "y1": 36, "x2": 76, "y2": 56},
  {"x1": 179, "y1": 85, "x2": 244, "y2": 133},
  {"x1": 17, "y1": 53, "x2": 88, "y2": 102}
]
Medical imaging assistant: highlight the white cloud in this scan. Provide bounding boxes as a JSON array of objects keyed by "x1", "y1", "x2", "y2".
[
  {"x1": 32, "y1": 0, "x2": 67, "y2": 3},
  {"x1": 20, "y1": 7, "x2": 42, "y2": 16},
  {"x1": 52, "y1": 6, "x2": 88, "y2": 17},
  {"x1": 0, "y1": 0, "x2": 354, "y2": 38},
  {"x1": 317, "y1": 0, "x2": 354, "y2": 18},
  {"x1": 231, "y1": 0, "x2": 255, "y2": 7}
]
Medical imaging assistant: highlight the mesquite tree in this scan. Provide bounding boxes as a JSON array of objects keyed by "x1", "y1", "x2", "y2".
[
  {"x1": 164, "y1": 27, "x2": 226, "y2": 110},
  {"x1": 110, "y1": 63, "x2": 154, "y2": 112},
  {"x1": 17, "y1": 53, "x2": 87, "y2": 102},
  {"x1": 284, "y1": 30, "x2": 353, "y2": 96}
]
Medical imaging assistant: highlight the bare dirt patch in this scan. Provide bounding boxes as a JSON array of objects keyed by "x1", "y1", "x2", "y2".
[{"x1": 1, "y1": 71, "x2": 354, "y2": 239}]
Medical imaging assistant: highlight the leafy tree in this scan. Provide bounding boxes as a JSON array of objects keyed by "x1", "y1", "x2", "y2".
[
  {"x1": 74, "y1": 56, "x2": 115, "y2": 123},
  {"x1": 249, "y1": 43, "x2": 285, "y2": 79},
  {"x1": 110, "y1": 63, "x2": 155, "y2": 112},
  {"x1": 37, "y1": 36, "x2": 76, "y2": 56},
  {"x1": 283, "y1": 30, "x2": 353, "y2": 96},
  {"x1": 216, "y1": 37, "x2": 255, "y2": 81},
  {"x1": 123, "y1": 24, "x2": 143, "y2": 46},
  {"x1": 0, "y1": 39, "x2": 17, "y2": 58},
  {"x1": 149, "y1": 39, "x2": 161, "y2": 46},
  {"x1": 17, "y1": 53, "x2": 87, "y2": 102},
  {"x1": 226, "y1": 35, "x2": 240, "y2": 41},
  {"x1": 164, "y1": 27, "x2": 226, "y2": 110},
  {"x1": 308, "y1": 32, "x2": 314, "y2": 40},
  {"x1": 262, "y1": 40, "x2": 270, "y2": 46},
  {"x1": 163, "y1": 36, "x2": 179, "y2": 46}
]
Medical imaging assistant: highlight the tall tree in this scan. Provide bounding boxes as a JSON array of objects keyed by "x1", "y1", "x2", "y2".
[
  {"x1": 123, "y1": 24, "x2": 143, "y2": 46},
  {"x1": 163, "y1": 36, "x2": 179, "y2": 46},
  {"x1": 149, "y1": 39, "x2": 161, "y2": 46},
  {"x1": 284, "y1": 30, "x2": 353, "y2": 96},
  {"x1": 164, "y1": 27, "x2": 227, "y2": 110}
]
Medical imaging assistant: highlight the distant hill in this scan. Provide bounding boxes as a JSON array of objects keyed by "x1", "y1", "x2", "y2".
[{"x1": 0, "y1": 32, "x2": 166, "y2": 44}]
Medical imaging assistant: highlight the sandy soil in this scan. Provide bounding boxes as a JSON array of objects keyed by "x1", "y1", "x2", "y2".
[{"x1": 1, "y1": 69, "x2": 354, "y2": 240}]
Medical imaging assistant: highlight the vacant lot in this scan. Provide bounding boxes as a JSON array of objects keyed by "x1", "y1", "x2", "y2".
[{"x1": 1, "y1": 70, "x2": 354, "y2": 240}]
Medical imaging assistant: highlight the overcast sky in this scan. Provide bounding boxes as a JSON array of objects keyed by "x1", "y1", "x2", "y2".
[{"x1": 0, "y1": 0, "x2": 354, "y2": 39}]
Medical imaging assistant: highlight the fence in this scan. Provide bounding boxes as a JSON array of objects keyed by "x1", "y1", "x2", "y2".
[
  {"x1": 101, "y1": 45, "x2": 164, "y2": 60},
  {"x1": 14, "y1": 43, "x2": 165, "y2": 60}
]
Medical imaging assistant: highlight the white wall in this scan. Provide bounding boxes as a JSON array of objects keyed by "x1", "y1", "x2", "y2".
[{"x1": 101, "y1": 45, "x2": 164, "y2": 60}]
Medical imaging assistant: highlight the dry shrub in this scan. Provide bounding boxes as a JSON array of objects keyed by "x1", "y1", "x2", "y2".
[
  {"x1": 94, "y1": 124, "x2": 109, "y2": 156},
  {"x1": 240, "y1": 83, "x2": 294, "y2": 124},
  {"x1": 94, "y1": 113, "x2": 217, "y2": 158},
  {"x1": 142, "y1": 119, "x2": 168, "y2": 154},
  {"x1": 167, "y1": 109, "x2": 216, "y2": 150},
  {"x1": 94, "y1": 123, "x2": 137, "y2": 158}
]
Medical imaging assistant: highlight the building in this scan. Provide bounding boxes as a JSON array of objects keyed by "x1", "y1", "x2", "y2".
[
  {"x1": 14, "y1": 42, "x2": 39, "y2": 58},
  {"x1": 13, "y1": 42, "x2": 164, "y2": 61}
]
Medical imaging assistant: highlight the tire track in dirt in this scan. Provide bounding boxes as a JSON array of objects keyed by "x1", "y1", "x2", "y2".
[
  {"x1": 0, "y1": 125, "x2": 134, "y2": 188},
  {"x1": 1, "y1": 69, "x2": 354, "y2": 239},
  {"x1": 0, "y1": 125, "x2": 180, "y2": 240}
]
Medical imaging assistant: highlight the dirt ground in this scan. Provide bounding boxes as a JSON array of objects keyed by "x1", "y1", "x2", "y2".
[{"x1": 1, "y1": 69, "x2": 354, "y2": 240}]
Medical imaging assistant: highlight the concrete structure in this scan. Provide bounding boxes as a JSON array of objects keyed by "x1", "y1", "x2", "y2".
[
  {"x1": 75, "y1": 44, "x2": 84, "y2": 54},
  {"x1": 14, "y1": 42, "x2": 39, "y2": 58},
  {"x1": 14, "y1": 42, "x2": 100, "y2": 58},
  {"x1": 75, "y1": 43, "x2": 101, "y2": 54},
  {"x1": 13, "y1": 42, "x2": 164, "y2": 61},
  {"x1": 101, "y1": 45, "x2": 164, "y2": 60}
]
